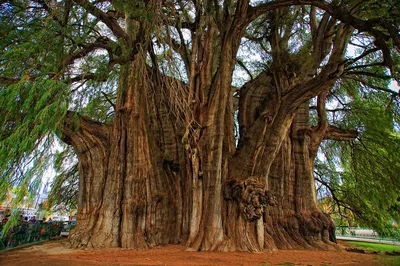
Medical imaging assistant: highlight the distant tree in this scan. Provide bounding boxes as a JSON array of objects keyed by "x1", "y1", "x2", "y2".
[{"x1": 1, "y1": 0, "x2": 399, "y2": 251}]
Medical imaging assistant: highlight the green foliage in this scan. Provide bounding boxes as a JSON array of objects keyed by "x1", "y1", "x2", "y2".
[
  {"x1": 316, "y1": 82, "x2": 400, "y2": 233},
  {"x1": 0, "y1": 78, "x2": 69, "y2": 223},
  {"x1": 0, "y1": 1, "x2": 112, "y2": 232},
  {"x1": 46, "y1": 147, "x2": 78, "y2": 213},
  {"x1": 0, "y1": 208, "x2": 20, "y2": 236},
  {"x1": 347, "y1": 241, "x2": 400, "y2": 253},
  {"x1": 315, "y1": 18, "x2": 400, "y2": 231},
  {"x1": 382, "y1": 257, "x2": 400, "y2": 266},
  {"x1": 113, "y1": 0, "x2": 148, "y2": 19}
]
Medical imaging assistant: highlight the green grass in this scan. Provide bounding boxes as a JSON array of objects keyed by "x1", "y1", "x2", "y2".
[
  {"x1": 380, "y1": 257, "x2": 400, "y2": 266},
  {"x1": 347, "y1": 241, "x2": 400, "y2": 253}
]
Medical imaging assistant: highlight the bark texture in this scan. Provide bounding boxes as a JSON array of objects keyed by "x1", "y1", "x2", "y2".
[
  {"x1": 60, "y1": 0, "x2": 360, "y2": 252},
  {"x1": 63, "y1": 63, "x2": 339, "y2": 251}
]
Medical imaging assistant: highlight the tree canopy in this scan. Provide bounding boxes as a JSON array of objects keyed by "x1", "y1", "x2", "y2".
[{"x1": 0, "y1": 0, "x2": 400, "y2": 247}]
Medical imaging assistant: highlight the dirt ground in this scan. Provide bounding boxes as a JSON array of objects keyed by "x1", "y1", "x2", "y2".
[{"x1": 0, "y1": 239, "x2": 398, "y2": 266}]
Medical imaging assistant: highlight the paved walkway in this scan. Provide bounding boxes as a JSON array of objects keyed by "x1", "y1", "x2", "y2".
[{"x1": 337, "y1": 236, "x2": 400, "y2": 246}]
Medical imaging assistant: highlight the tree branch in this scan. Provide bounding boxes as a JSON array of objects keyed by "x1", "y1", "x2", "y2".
[
  {"x1": 323, "y1": 126, "x2": 358, "y2": 141},
  {"x1": 33, "y1": 0, "x2": 66, "y2": 26},
  {"x1": 69, "y1": 73, "x2": 108, "y2": 83},
  {"x1": 73, "y1": 0, "x2": 128, "y2": 40},
  {"x1": 344, "y1": 71, "x2": 392, "y2": 80},
  {"x1": 316, "y1": 91, "x2": 328, "y2": 129},
  {"x1": 61, "y1": 38, "x2": 111, "y2": 69},
  {"x1": 247, "y1": 0, "x2": 399, "y2": 69},
  {"x1": 314, "y1": 172, "x2": 362, "y2": 217},
  {"x1": 344, "y1": 75, "x2": 400, "y2": 97},
  {"x1": 101, "y1": 91, "x2": 116, "y2": 110},
  {"x1": 344, "y1": 48, "x2": 379, "y2": 66},
  {"x1": 309, "y1": 91, "x2": 329, "y2": 158},
  {"x1": 283, "y1": 23, "x2": 354, "y2": 112},
  {"x1": 61, "y1": 111, "x2": 110, "y2": 147},
  {"x1": 237, "y1": 59, "x2": 253, "y2": 80},
  {"x1": 345, "y1": 62, "x2": 385, "y2": 72},
  {"x1": 247, "y1": 0, "x2": 327, "y2": 23},
  {"x1": 0, "y1": 76, "x2": 21, "y2": 84},
  {"x1": 310, "y1": 106, "x2": 351, "y2": 113}
]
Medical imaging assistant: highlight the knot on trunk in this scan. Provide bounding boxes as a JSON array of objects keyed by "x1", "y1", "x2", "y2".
[{"x1": 226, "y1": 177, "x2": 277, "y2": 221}]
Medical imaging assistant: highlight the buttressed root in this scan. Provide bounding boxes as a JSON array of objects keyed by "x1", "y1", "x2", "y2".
[{"x1": 226, "y1": 177, "x2": 277, "y2": 221}]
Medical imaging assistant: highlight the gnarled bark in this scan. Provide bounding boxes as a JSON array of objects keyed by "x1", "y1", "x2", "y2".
[
  {"x1": 60, "y1": 0, "x2": 359, "y2": 252},
  {"x1": 63, "y1": 56, "x2": 342, "y2": 252},
  {"x1": 64, "y1": 57, "x2": 188, "y2": 249},
  {"x1": 61, "y1": 112, "x2": 110, "y2": 248}
]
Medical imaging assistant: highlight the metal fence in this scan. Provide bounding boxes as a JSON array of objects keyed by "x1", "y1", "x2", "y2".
[
  {"x1": 336, "y1": 226, "x2": 379, "y2": 238},
  {"x1": 335, "y1": 226, "x2": 399, "y2": 242},
  {"x1": 0, "y1": 222, "x2": 66, "y2": 250}
]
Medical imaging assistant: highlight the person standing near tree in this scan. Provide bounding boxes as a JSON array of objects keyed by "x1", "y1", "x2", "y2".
[{"x1": 28, "y1": 216, "x2": 36, "y2": 224}]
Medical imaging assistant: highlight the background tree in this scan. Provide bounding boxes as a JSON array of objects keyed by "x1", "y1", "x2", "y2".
[{"x1": 1, "y1": 0, "x2": 399, "y2": 251}]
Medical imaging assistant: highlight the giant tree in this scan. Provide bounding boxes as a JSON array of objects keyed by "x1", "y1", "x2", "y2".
[{"x1": 1, "y1": 0, "x2": 399, "y2": 251}]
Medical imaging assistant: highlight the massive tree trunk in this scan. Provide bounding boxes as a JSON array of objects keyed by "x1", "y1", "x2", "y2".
[
  {"x1": 60, "y1": 1, "x2": 355, "y2": 252},
  {"x1": 62, "y1": 65, "x2": 338, "y2": 251},
  {"x1": 263, "y1": 102, "x2": 337, "y2": 250},
  {"x1": 226, "y1": 71, "x2": 338, "y2": 251},
  {"x1": 63, "y1": 57, "x2": 188, "y2": 249}
]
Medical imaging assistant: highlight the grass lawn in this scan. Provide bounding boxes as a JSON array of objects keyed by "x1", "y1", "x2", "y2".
[
  {"x1": 345, "y1": 242, "x2": 400, "y2": 265},
  {"x1": 347, "y1": 241, "x2": 400, "y2": 253}
]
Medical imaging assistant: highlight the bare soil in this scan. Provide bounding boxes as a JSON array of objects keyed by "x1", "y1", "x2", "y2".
[{"x1": 0, "y1": 239, "x2": 397, "y2": 266}]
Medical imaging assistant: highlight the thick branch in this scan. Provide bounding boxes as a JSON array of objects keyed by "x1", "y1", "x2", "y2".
[
  {"x1": 344, "y1": 72, "x2": 392, "y2": 80},
  {"x1": 323, "y1": 126, "x2": 358, "y2": 141},
  {"x1": 73, "y1": 0, "x2": 128, "y2": 40},
  {"x1": 284, "y1": 24, "x2": 354, "y2": 111},
  {"x1": 69, "y1": 73, "x2": 108, "y2": 83},
  {"x1": 247, "y1": 0, "x2": 327, "y2": 23},
  {"x1": 248, "y1": 1, "x2": 399, "y2": 68},
  {"x1": 310, "y1": 93, "x2": 356, "y2": 158},
  {"x1": 229, "y1": 0, "x2": 251, "y2": 37},
  {"x1": 61, "y1": 111, "x2": 110, "y2": 148},
  {"x1": 311, "y1": 12, "x2": 335, "y2": 65},
  {"x1": 309, "y1": 91, "x2": 328, "y2": 159},
  {"x1": 316, "y1": 91, "x2": 328, "y2": 129},
  {"x1": 310, "y1": 6, "x2": 317, "y2": 39},
  {"x1": 61, "y1": 40, "x2": 110, "y2": 68}
]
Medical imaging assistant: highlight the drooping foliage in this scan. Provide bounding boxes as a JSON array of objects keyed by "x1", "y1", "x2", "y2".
[
  {"x1": 0, "y1": 1, "x2": 114, "y2": 217},
  {"x1": 315, "y1": 76, "x2": 400, "y2": 233},
  {"x1": 46, "y1": 146, "x2": 79, "y2": 213}
]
